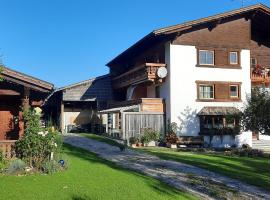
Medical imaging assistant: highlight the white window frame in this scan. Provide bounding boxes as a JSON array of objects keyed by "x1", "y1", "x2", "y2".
[
  {"x1": 199, "y1": 84, "x2": 215, "y2": 99},
  {"x1": 199, "y1": 50, "x2": 215, "y2": 66},
  {"x1": 229, "y1": 52, "x2": 239, "y2": 65},
  {"x1": 229, "y1": 85, "x2": 239, "y2": 98}
]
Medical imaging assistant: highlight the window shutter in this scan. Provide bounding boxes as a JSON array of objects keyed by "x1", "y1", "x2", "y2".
[{"x1": 215, "y1": 83, "x2": 229, "y2": 99}]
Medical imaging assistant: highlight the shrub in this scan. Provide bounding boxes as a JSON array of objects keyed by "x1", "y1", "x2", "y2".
[
  {"x1": 140, "y1": 128, "x2": 160, "y2": 144},
  {"x1": 15, "y1": 108, "x2": 63, "y2": 171},
  {"x1": 7, "y1": 159, "x2": 26, "y2": 175},
  {"x1": 129, "y1": 136, "x2": 139, "y2": 145},
  {"x1": 0, "y1": 149, "x2": 3, "y2": 163},
  {"x1": 165, "y1": 122, "x2": 179, "y2": 145}
]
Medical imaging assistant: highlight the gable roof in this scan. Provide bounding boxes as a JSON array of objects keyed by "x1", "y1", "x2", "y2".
[
  {"x1": 107, "y1": 3, "x2": 270, "y2": 67},
  {"x1": 46, "y1": 74, "x2": 113, "y2": 103},
  {"x1": 1, "y1": 66, "x2": 54, "y2": 92}
]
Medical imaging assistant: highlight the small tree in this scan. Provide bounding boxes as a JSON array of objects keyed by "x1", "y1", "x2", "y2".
[
  {"x1": 15, "y1": 108, "x2": 62, "y2": 170},
  {"x1": 242, "y1": 88, "x2": 270, "y2": 135}
]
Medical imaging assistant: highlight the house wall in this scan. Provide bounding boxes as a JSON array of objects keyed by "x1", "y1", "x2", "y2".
[
  {"x1": 164, "y1": 43, "x2": 251, "y2": 147},
  {"x1": 63, "y1": 107, "x2": 97, "y2": 132}
]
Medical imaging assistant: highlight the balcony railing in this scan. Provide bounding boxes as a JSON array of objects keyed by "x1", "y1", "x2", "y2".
[
  {"x1": 112, "y1": 63, "x2": 166, "y2": 89},
  {"x1": 251, "y1": 73, "x2": 270, "y2": 83}
]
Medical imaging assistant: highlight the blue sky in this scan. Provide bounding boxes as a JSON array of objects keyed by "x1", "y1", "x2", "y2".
[{"x1": 0, "y1": 0, "x2": 269, "y2": 87}]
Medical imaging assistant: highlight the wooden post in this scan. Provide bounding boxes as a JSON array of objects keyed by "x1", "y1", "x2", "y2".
[
  {"x1": 22, "y1": 87, "x2": 30, "y2": 110},
  {"x1": 60, "y1": 102, "x2": 65, "y2": 133}
]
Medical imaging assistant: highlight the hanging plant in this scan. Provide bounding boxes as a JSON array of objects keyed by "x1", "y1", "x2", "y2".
[{"x1": 253, "y1": 64, "x2": 264, "y2": 76}]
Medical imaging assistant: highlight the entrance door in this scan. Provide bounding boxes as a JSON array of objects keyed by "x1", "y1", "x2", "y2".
[{"x1": 0, "y1": 103, "x2": 19, "y2": 140}]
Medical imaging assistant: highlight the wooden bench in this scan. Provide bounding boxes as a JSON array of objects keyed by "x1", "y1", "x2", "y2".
[{"x1": 178, "y1": 136, "x2": 204, "y2": 146}]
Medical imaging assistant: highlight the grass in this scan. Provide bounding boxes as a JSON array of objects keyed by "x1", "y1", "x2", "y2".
[
  {"x1": 80, "y1": 134, "x2": 270, "y2": 191},
  {"x1": 0, "y1": 144, "x2": 196, "y2": 200},
  {"x1": 138, "y1": 147, "x2": 270, "y2": 191}
]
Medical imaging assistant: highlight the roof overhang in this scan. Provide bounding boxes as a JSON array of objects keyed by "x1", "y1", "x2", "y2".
[
  {"x1": 99, "y1": 105, "x2": 139, "y2": 114},
  {"x1": 1, "y1": 66, "x2": 54, "y2": 93},
  {"x1": 198, "y1": 107, "x2": 241, "y2": 116}
]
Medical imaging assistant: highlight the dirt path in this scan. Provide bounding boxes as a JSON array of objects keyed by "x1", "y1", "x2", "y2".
[{"x1": 64, "y1": 133, "x2": 270, "y2": 200}]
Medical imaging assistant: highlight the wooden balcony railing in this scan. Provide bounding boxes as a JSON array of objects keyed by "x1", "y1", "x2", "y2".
[
  {"x1": 251, "y1": 73, "x2": 270, "y2": 83},
  {"x1": 112, "y1": 63, "x2": 166, "y2": 89},
  {"x1": 0, "y1": 140, "x2": 16, "y2": 158},
  {"x1": 108, "y1": 98, "x2": 165, "y2": 113}
]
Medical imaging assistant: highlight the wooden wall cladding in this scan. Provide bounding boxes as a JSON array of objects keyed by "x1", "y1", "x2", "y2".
[
  {"x1": 196, "y1": 48, "x2": 241, "y2": 68},
  {"x1": 173, "y1": 17, "x2": 251, "y2": 49},
  {"x1": 196, "y1": 81, "x2": 242, "y2": 102}
]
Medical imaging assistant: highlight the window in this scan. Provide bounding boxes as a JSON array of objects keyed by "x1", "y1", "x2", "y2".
[
  {"x1": 199, "y1": 50, "x2": 214, "y2": 65},
  {"x1": 199, "y1": 85, "x2": 214, "y2": 99},
  {"x1": 251, "y1": 58, "x2": 257, "y2": 68},
  {"x1": 229, "y1": 52, "x2": 238, "y2": 65},
  {"x1": 230, "y1": 85, "x2": 239, "y2": 98}
]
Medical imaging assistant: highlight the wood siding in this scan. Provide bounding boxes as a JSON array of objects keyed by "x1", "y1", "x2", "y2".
[
  {"x1": 173, "y1": 17, "x2": 251, "y2": 49},
  {"x1": 196, "y1": 48, "x2": 241, "y2": 69},
  {"x1": 196, "y1": 81, "x2": 242, "y2": 102},
  {"x1": 123, "y1": 112, "x2": 164, "y2": 140}
]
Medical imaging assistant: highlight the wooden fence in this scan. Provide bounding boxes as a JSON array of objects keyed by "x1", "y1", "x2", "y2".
[
  {"x1": 0, "y1": 140, "x2": 16, "y2": 158},
  {"x1": 122, "y1": 112, "x2": 165, "y2": 140}
]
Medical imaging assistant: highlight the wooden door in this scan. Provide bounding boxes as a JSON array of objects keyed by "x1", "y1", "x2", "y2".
[{"x1": 0, "y1": 103, "x2": 19, "y2": 140}]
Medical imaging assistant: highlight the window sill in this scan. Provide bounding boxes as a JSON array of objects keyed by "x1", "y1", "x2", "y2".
[{"x1": 196, "y1": 65, "x2": 242, "y2": 69}]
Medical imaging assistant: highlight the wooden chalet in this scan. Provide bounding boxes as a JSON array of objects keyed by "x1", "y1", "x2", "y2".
[{"x1": 0, "y1": 66, "x2": 53, "y2": 157}]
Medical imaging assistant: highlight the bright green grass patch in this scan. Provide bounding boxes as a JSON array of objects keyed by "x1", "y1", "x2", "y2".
[
  {"x1": 82, "y1": 133, "x2": 124, "y2": 148},
  {"x1": 139, "y1": 147, "x2": 270, "y2": 191},
  {"x1": 0, "y1": 144, "x2": 196, "y2": 200}
]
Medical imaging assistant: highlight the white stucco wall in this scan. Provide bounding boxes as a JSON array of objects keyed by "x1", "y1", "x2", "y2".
[{"x1": 160, "y1": 43, "x2": 252, "y2": 147}]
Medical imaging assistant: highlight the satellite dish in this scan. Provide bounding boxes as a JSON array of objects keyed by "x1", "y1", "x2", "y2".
[{"x1": 157, "y1": 67, "x2": 167, "y2": 79}]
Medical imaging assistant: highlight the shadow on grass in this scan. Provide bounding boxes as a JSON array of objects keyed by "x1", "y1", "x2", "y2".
[
  {"x1": 72, "y1": 195, "x2": 92, "y2": 200},
  {"x1": 63, "y1": 143, "x2": 194, "y2": 199}
]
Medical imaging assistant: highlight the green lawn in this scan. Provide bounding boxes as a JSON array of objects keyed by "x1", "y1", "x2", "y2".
[
  {"x1": 0, "y1": 144, "x2": 196, "y2": 200},
  {"x1": 139, "y1": 147, "x2": 270, "y2": 191}
]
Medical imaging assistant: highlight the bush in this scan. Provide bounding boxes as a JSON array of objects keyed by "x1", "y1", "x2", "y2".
[
  {"x1": 15, "y1": 108, "x2": 63, "y2": 171},
  {"x1": 0, "y1": 150, "x2": 3, "y2": 163},
  {"x1": 7, "y1": 159, "x2": 26, "y2": 175},
  {"x1": 129, "y1": 136, "x2": 139, "y2": 145},
  {"x1": 165, "y1": 122, "x2": 179, "y2": 145},
  {"x1": 140, "y1": 128, "x2": 160, "y2": 144}
]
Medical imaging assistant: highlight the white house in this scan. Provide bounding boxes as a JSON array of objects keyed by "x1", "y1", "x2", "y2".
[{"x1": 101, "y1": 4, "x2": 270, "y2": 148}]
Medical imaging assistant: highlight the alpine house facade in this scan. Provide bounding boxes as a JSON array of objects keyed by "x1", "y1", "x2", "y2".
[{"x1": 101, "y1": 4, "x2": 270, "y2": 147}]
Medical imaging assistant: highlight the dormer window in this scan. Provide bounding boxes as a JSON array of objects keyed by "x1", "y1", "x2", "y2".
[{"x1": 199, "y1": 50, "x2": 214, "y2": 66}]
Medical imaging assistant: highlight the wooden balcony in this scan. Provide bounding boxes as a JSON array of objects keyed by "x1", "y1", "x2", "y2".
[
  {"x1": 251, "y1": 73, "x2": 270, "y2": 84},
  {"x1": 0, "y1": 140, "x2": 16, "y2": 158},
  {"x1": 112, "y1": 63, "x2": 166, "y2": 89},
  {"x1": 108, "y1": 98, "x2": 165, "y2": 113}
]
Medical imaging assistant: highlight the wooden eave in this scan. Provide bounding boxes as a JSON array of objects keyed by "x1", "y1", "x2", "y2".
[{"x1": 1, "y1": 67, "x2": 54, "y2": 93}]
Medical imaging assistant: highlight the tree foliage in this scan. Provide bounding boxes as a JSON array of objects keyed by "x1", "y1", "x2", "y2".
[
  {"x1": 242, "y1": 88, "x2": 270, "y2": 135},
  {"x1": 0, "y1": 66, "x2": 3, "y2": 81}
]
